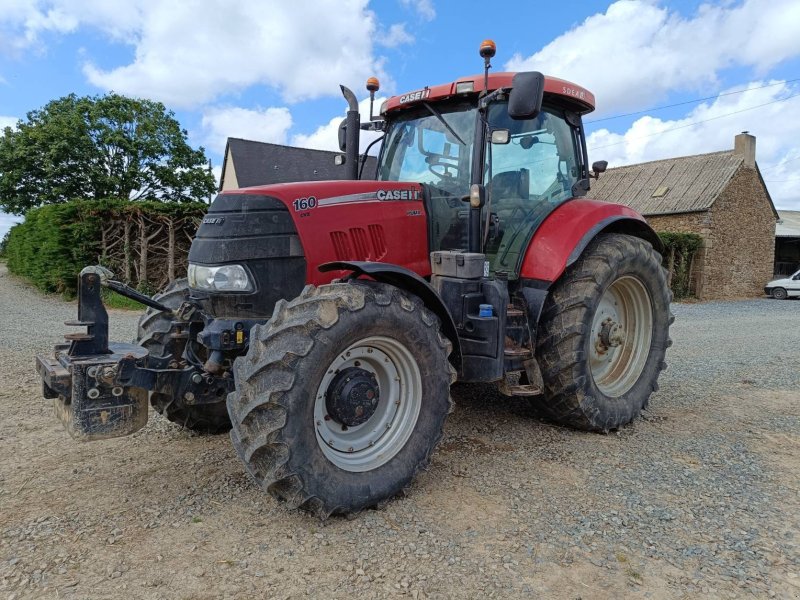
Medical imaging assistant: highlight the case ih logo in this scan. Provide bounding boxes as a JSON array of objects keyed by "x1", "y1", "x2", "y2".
[
  {"x1": 399, "y1": 88, "x2": 431, "y2": 104},
  {"x1": 376, "y1": 189, "x2": 421, "y2": 201}
]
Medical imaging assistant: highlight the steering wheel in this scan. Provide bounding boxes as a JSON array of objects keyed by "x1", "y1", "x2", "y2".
[{"x1": 427, "y1": 156, "x2": 459, "y2": 180}]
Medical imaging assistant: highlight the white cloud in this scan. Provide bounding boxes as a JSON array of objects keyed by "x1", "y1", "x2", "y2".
[
  {"x1": 201, "y1": 106, "x2": 293, "y2": 156},
  {"x1": 0, "y1": 212, "x2": 23, "y2": 241},
  {"x1": 399, "y1": 0, "x2": 435, "y2": 21},
  {"x1": 0, "y1": 115, "x2": 18, "y2": 130},
  {"x1": 506, "y1": 0, "x2": 800, "y2": 115},
  {"x1": 586, "y1": 81, "x2": 800, "y2": 209},
  {"x1": 292, "y1": 96, "x2": 386, "y2": 156},
  {"x1": 0, "y1": 0, "x2": 392, "y2": 108},
  {"x1": 0, "y1": 0, "x2": 141, "y2": 54},
  {"x1": 378, "y1": 23, "x2": 413, "y2": 48},
  {"x1": 211, "y1": 165, "x2": 222, "y2": 189}
]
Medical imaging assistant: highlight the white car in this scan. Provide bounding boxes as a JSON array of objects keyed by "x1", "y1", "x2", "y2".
[{"x1": 765, "y1": 269, "x2": 800, "y2": 299}]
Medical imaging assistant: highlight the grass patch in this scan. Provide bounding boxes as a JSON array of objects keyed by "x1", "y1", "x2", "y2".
[
  {"x1": 625, "y1": 566, "x2": 643, "y2": 581},
  {"x1": 102, "y1": 289, "x2": 147, "y2": 311}
]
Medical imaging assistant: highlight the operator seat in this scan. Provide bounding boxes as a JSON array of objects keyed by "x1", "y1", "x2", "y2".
[
  {"x1": 489, "y1": 169, "x2": 530, "y2": 218},
  {"x1": 489, "y1": 169, "x2": 529, "y2": 202},
  {"x1": 484, "y1": 169, "x2": 534, "y2": 263}
]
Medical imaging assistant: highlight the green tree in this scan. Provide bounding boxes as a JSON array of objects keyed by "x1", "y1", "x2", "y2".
[{"x1": 0, "y1": 93, "x2": 215, "y2": 214}]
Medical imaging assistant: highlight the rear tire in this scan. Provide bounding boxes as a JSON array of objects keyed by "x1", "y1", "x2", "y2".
[
  {"x1": 136, "y1": 279, "x2": 231, "y2": 434},
  {"x1": 534, "y1": 234, "x2": 673, "y2": 432},
  {"x1": 227, "y1": 282, "x2": 456, "y2": 517},
  {"x1": 772, "y1": 287, "x2": 788, "y2": 300}
]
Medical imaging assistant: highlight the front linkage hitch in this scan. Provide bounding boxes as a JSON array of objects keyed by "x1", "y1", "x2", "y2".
[{"x1": 35, "y1": 267, "x2": 234, "y2": 441}]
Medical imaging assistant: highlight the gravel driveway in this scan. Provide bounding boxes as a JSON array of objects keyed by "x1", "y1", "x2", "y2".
[{"x1": 1, "y1": 263, "x2": 798, "y2": 599}]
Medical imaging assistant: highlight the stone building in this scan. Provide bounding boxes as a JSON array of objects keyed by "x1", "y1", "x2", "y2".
[
  {"x1": 219, "y1": 138, "x2": 377, "y2": 191},
  {"x1": 590, "y1": 133, "x2": 778, "y2": 300}
]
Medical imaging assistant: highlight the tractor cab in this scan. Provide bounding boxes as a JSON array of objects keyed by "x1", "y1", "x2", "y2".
[{"x1": 373, "y1": 67, "x2": 595, "y2": 280}]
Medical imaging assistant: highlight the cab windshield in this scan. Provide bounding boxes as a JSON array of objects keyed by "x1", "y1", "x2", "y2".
[{"x1": 377, "y1": 100, "x2": 476, "y2": 196}]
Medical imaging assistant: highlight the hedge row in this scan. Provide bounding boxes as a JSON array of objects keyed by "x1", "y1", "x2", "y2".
[
  {"x1": 4, "y1": 202, "x2": 706, "y2": 302},
  {"x1": 5, "y1": 199, "x2": 207, "y2": 297},
  {"x1": 658, "y1": 231, "x2": 703, "y2": 300}
]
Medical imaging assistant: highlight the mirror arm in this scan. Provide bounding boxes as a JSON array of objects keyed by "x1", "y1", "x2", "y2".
[
  {"x1": 478, "y1": 88, "x2": 509, "y2": 110},
  {"x1": 360, "y1": 120, "x2": 385, "y2": 131},
  {"x1": 358, "y1": 135, "x2": 385, "y2": 179}
]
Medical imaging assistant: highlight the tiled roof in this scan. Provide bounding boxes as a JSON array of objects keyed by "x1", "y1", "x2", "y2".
[
  {"x1": 221, "y1": 138, "x2": 378, "y2": 189},
  {"x1": 588, "y1": 150, "x2": 745, "y2": 216}
]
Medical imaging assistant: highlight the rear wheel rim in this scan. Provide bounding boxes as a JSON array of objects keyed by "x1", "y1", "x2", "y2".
[
  {"x1": 314, "y1": 336, "x2": 422, "y2": 472},
  {"x1": 589, "y1": 276, "x2": 654, "y2": 397}
]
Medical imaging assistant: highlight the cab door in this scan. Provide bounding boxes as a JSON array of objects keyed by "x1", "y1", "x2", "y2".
[{"x1": 482, "y1": 104, "x2": 583, "y2": 278}]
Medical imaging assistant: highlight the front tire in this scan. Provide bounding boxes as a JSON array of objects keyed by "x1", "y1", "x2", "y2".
[
  {"x1": 227, "y1": 282, "x2": 456, "y2": 517},
  {"x1": 535, "y1": 234, "x2": 673, "y2": 432},
  {"x1": 136, "y1": 279, "x2": 231, "y2": 434},
  {"x1": 772, "y1": 287, "x2": 788, "y2": 300}
]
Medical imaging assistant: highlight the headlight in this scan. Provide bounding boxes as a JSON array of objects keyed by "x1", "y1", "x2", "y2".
[{"x1": 187, "y1": 263, "x2": 253, "y2": 292}]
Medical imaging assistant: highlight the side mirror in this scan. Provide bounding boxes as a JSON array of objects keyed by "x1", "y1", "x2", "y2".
[
  {"x1": 591, "y1": 160, "x2": 608, "y2": 179},
  {"x1": 490, "y1": 129, "x2": 510, "y2": 144},
  {"x1": 338, "y1": 119, "x2": 347, "y2": 152},
  {"x1": 508, "y1": 72, "x2": 545, "y2": 120}
]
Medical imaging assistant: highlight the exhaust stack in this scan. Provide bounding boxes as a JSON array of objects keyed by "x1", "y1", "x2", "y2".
[{"x1": 339, "y1": 85, "x2": 360, "y2": 180}]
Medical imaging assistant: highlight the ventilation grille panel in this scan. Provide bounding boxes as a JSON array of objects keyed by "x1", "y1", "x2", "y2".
[{"x1": 330, "y1": 224, "x2": 388, "y2": 261}]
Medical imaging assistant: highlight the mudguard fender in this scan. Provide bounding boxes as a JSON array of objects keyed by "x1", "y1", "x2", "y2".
[
  {"x1": 319, "y1": 261, "x2": 461, "y2": 368},
  {"x1": 519, "y1": 199, "x2": 662, "y2": 283}
]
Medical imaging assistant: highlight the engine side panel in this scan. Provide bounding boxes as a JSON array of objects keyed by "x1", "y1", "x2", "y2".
[
  {"x1": 519, "y1": 199, "x2": 652, "y2": 283},
  {"x1": 231, "y1": 181, "x2": 432, "y2": 286}
]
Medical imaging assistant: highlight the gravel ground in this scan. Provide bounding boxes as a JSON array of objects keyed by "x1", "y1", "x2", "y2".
[{"x1": 0, "y1": 263, "x2": 799, "y2": 599}]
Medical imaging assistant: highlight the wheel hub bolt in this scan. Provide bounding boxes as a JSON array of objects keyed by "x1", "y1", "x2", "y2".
[
  {"x1": 325, "y1": 367, "x2": 380, "y2": 427},
  {"x1": 598, "y1": 319, "x2": 624, "y2": 350}
]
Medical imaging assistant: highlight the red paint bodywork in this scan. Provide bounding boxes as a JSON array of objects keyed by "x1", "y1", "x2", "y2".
[
  {"x1": 519, "y1": 199, "x2": 648, "y2": 282},
  {"x1": 225, "y1": 182, "x2": 648, "y2": 288},
  {"x1": 223, "y1": 181, "x2": 430, "y2": 285},
  {"x1": 384, "y1": 72, "x2": 595, "y2": 115}
]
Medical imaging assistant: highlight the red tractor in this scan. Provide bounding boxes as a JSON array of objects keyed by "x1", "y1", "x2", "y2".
[{"x1": 37, "y1": 41, "x2": 671, "y2": 517}]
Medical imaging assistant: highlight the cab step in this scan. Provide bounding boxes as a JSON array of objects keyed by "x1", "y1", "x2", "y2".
[{"x1": 504, "y1": 346, "x2": 532, "y2": 358}]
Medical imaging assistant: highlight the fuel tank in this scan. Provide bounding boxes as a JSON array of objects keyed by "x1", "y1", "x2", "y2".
[{"x1": 189, "y1": 180, "x2": 431, "y2": 317}]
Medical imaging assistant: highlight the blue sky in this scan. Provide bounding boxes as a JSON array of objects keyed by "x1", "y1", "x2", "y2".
[{"x1": 2, "y1": 0, "x2": 799, "y2": 240}]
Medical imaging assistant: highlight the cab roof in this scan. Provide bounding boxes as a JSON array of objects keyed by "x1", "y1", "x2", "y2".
[{"x1": 383, "y1": 72, "x2": 595, "y2": 115}]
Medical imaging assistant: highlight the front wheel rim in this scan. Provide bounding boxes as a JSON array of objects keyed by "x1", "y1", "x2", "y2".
[
  {"x1": 589, "y1": 276, "x2": 654, "y2": 397},
  {"x1": 314, "y1": 336, "x2": 422, "y2": 472}
]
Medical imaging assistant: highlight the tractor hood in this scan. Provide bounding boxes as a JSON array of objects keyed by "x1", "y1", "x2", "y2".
[
  {"x1": 225, "y1": 180, "x2": 425, "y2": 207},
  {"x1": 210, "y1": 180, "x2": 431, "y2": 286}
]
